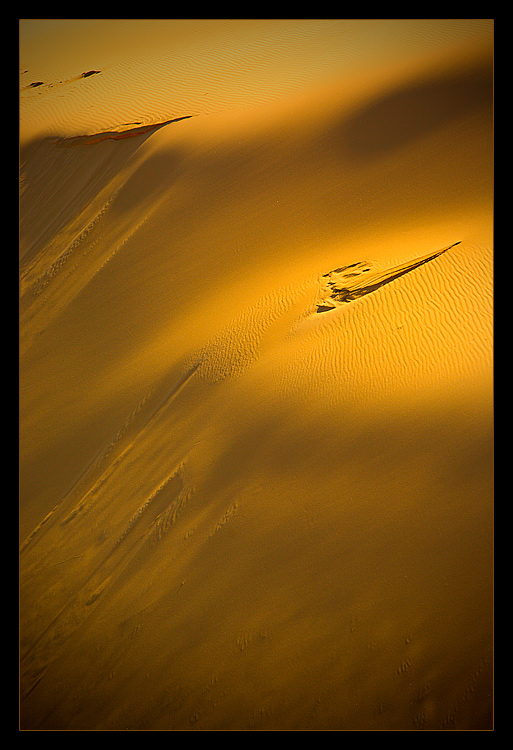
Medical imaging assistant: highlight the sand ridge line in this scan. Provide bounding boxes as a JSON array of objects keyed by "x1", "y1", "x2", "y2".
[
  {"x1": 51, "y1": 115, "x2": 195, "y2": 147},
  {"x1": 317, "y1": 241, "x2": 461, "y2": 312}
]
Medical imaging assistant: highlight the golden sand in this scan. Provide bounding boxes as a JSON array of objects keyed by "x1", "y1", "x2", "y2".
[{"x1": 20, "y1": 19, "x2": 493, "y2": 730}]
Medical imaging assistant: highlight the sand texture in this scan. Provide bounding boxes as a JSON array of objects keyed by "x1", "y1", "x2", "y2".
[{"x1": 19, "y1": 20, "x2": 493, "y2": 730}]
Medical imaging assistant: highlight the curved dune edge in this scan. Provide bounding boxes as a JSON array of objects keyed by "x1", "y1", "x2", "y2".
[{"x1": 51, "y1": 116, "x2": 195, "y2": 146}]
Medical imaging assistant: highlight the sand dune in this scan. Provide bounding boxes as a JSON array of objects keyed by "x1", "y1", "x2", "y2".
[
  {"x1": 19, "y1": 18, "x2": 492, "y2": 144},
  {"x1": 19, "y1": 20, "x2": 493, "y2": 730}
]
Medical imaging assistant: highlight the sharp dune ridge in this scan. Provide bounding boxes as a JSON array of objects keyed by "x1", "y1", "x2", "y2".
[
  {"x1": 52, "y1": 115, "x2": 195, "y2": 147},
  {"x1": 19, "y1": 20, "x2": 493, "y2": 730}
]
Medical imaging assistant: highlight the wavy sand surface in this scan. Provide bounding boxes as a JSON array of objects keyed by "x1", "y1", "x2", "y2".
[{"x1": 19, "y1": 20, "x2": 493, "y2": 730}]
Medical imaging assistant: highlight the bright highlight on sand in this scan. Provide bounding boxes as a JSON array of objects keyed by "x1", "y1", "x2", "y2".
[{"x1": 20, "y1": 19, "x2": 493, "y2": 731}]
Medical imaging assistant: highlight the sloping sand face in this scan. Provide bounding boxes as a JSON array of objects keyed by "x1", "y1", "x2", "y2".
[{"x1": 19, "y1": 20, "x2": 493, "y2": 730}]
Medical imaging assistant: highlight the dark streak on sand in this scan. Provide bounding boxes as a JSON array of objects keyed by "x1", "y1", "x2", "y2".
[{"x1": 317, "y1": 242, "x2": 460, "y2": 313}]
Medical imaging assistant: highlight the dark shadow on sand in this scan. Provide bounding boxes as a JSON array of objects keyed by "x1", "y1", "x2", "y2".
[{"x1": 341, "y1": 59, "x2": 493, "y2": 161}]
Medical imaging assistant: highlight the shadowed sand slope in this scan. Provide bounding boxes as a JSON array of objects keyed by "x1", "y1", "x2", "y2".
[{"x1": 19, "y1": 20, "x2": 493, "y2": 730}]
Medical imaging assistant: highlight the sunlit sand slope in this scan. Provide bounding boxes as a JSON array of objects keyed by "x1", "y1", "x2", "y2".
[{"x1": 20, "y1": 22, "x2": 493, "y2": 730}]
